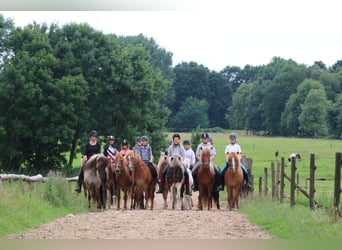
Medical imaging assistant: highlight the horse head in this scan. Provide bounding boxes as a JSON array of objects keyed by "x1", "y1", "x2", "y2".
[
  {"x1": 200, "y1": 147, "x2": 211, "y2": 168},
  {"x1": 228, "y1": 152, "x2": 240, "y2": 173},
  {"x1": 114, "y1": 152, "x2": 125, "y2": 172}
]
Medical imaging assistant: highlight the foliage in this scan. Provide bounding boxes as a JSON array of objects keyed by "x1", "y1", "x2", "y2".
[
  {"x1": 168, "y1": 96, "x2": 209, "y2": 131},
  {"x1": 0, "y1": 178, "x2": 87, "y2": 237}
]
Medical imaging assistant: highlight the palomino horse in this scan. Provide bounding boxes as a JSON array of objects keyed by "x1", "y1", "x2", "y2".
[
  {"x1": 165, "y1": 154, "x2": 185, "y2": 210},
  {"x1": 197, "y1": 147, "x2": 215, "y2": 210},
  {"x1": 114, "y1": 152, "x2": 132, "y2": 210},
  {"x1": 127, "y1": 151, "x2": 156, "y2": 210},
  {"x1": 225, "y1": 152, "x2": 244, "y2": 210},
  {"x1": 83, "y1": 154, "x2": 113, "y2": 210}
]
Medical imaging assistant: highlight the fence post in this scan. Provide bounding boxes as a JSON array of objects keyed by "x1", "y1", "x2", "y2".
[
  {"x1": 280, "y1": 157, "x2": 285, "y2": 203},
  {"x1": 264, "y1": 167, "x2": 268, "y2": 196},
  {"x1": 276, "y1": 162, "x2": 280, "y2": 201},
  {"x1": 309, "y1": 154, "x2": 316, "y2": 210},
  {"x1": 290, "y1": 157, "x2": 296, "y2": 208},
  {"x1": 334, "y1": 152, "x2": 342, "y2": 222},
  {"x1": 258, "y1": 176, "x2": 262, "y2": 195},
  {"x1": 271, "y1": 162, "x2": 275, "y2": 199}
]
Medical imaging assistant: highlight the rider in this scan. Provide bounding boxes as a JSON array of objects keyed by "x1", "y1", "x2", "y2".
[
  {"x1": 120, "y1": 139, "x2": 133, "y2": 157},
  {"x1": 137, "y1": 135, "x2": 158, "y2": 182},
  {"x1": 156, "y1": 134, "x2": 191, "y2": 195},
  {"x1": 132, "y1": 136, "x2": 142, "y2": 151},
  {"x1": 220, "y1": 133, "x2": 252, "y2": 189},
  {"x1": 183, "y1": 139, "x2": 196, "y2": 170},
  {"x1": 75, "y1": 130, "x2": 101, "y2": 193},
  {"x1": 103, "y1": 135, "x2": 119, "y2": 164},
  {"x1": 191, "y1": 132, "x2": 221, "y2": 192}
]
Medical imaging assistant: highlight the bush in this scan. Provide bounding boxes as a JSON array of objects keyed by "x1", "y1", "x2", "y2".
[{"x1": 43, "y1": 174, "x2": 73, "y2": 208}]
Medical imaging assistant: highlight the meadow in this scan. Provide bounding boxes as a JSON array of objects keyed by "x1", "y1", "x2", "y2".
[{"x1": 1, "y1": 133, "x2": 341, "y2": 239}]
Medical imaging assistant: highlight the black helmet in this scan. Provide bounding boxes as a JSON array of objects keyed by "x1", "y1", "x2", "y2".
[
  {"x1": 122, "y1": 139, "x2": 129, "y2": 145},
  {"x1": 141, "y1": 135, "x2": 148, "y2": 141},
  {"x1": 183, "y1": 139, "x2": 190, "y2": 145},
  {"x1": 89, "y1": 130, "x2": 98, "y2": 137},
  {"x1": 136, "y1": 136, "x2": 141, "y2": 142},
  {"x1": 201, "y1": 132, "x2": 209, "y2": 139},
  {"x1": 107, "y1": 135, "x2": 115, "y2": 141},
  {"x1": 172, "y1": 133, "x2": 180, "y2": 140},
  {"x1": 229, "y1": 133, "x2": 237, "y2": 140}
]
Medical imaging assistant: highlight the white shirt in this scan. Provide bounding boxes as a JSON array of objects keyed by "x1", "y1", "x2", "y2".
[
  {"x1": 224, "y1": 143, "x2": 242, "y2": 154},
  {"x1": 184, "y1": 148, "x2": 196, "y2": 166}
]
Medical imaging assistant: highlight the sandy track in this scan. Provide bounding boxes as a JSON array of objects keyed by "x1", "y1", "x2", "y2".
[{"x1": 6, "y1": 192, "x2": 272, "y2": 239}]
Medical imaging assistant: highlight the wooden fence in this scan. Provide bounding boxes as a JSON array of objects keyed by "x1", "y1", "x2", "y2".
[
  {"x1": 257, "y1": 152, "x2": 342, "y2": 221},
  {"x1": 0, "y1": 173, "x2": 78, "y2": 194}
]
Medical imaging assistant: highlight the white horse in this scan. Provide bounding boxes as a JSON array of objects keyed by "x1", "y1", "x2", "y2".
[{"x1": 183, "y1": 158, "x2": 194, "y2": 210}]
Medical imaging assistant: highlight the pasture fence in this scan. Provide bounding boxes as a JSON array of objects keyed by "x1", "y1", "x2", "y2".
[
  {"x1": 0, "y1": 173, "x2": 78, "y2": 194},
  {"x1": 257, "y1": 153, "x2": 342, "y2": 221}
]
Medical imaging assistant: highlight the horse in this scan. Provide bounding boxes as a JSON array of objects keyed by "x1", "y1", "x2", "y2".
[
  {"x1": 225, "y1": 152, "x2": 244, "y2": 210},
  {"x1": 114, "y1": 152, "x2": 132, "y2": 210},
  {"x1": 165, "y1": 154, "x2": 185, "y2": 210},
  {"x1": 197, "y1": 147, "x2": 215, "y2": 210},
  {"x1": 183, "y1": 158, "x2": 194, "y2": 209},
  {"x1": 83, "y1": 154, "x2": 112, "y2": 210},
  {"x1": 126, "y1": 151, "x2": 156, "y2": 210}
]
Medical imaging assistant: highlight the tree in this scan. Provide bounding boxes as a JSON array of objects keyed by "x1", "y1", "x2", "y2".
[
  {"x1": 226, "y1": 83, "x2": 253, "y2": 130},
  {"x1": 0, "y1": 24, "x2": 88, "y2": 173},
  {"x1": 170, "y1": 62, "x2": 210, "y2": 114},
  {"x1": 207, "y1": 71, "x2": 232, "y2": 128},
  {"x1": 281, "y1": 79, "x2": 323, "y2": 136},
  {"x1": 298, "y1": 89, "x2": 329, "y2": 136},
  {"x1": 168, "y1": 96, "x2": 209, "y2": 131}
]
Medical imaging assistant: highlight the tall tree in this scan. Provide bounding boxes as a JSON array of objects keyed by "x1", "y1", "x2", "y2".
[
  {"x1": 168, "y1": 96, "x2": 209, "y2": 131},
  {"x1": 0, "y1": 24, "x2": 88, "y2": 173},
  {"x1": 207, "y1": 71, "x2": 232, "y2": 128},
  {"x1": 298, "y1": 89, "x2": 329, "y2": 136}
]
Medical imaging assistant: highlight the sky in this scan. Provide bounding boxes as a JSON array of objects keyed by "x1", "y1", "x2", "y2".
[{"x1": 1, "y1": 0, "x2": 341, "y2": 72}]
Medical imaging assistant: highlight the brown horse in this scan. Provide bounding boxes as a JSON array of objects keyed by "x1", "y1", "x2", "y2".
[
  {"x1": 126, "y1": 151, "x2": 156, "y2": 210},
  {"x1": 166, "y1": 154, "x2": 185, "y2": 210},
  {"x1": 225, "y1": 152, "x2": 244, "y2": 210},
  {"x1": 197, "y1": 147, "x2": 215, "y2": 210},
  {"x1": 114, "y1": 152, "x2": 132, "y2": 210},
  {"x1": 83, "y1": 154, "x2": 112, "y2": 210}
]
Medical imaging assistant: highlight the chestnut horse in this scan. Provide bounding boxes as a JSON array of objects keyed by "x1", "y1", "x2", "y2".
[
  {"x1": 126, "y1": 151, "x2": 156, "y2": 210},
  {"x1": 114, "y1": 152, "x2": 132, "y2": 210},
  {"x1": 197, "y1": 147, "x2": 215, "y2": 210},
  {"x1": 157, "y1": 152, "x2": 170, "y2": 209},
  {"x1": 83, "y1": 154, "x2": 112, "y2": 210},
  {"x1": 225, "y1": 152, "x2": 244, "y2": 210}
]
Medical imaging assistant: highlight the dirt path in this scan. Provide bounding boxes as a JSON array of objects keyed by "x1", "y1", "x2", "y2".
[{"x1": 6, "y1": 193, "x2": 272, "y2": 239}]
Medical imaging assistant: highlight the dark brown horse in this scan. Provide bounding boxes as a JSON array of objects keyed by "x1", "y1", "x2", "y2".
[
  {"x1": 126, "y1": 151, "x2": 156, "y2": 210},
  {"x1": 197, "y1": 147, "x2": 215, "y2": 210},
  {"x1": 225, "y1": 152, "x2": 244, "y2": 210},
  {"x1": 114, "y1": 152, "x2": 132, "y2": 210},
  {"x1": 83, "y1": 154, "x2": 112, "y2": 210}
]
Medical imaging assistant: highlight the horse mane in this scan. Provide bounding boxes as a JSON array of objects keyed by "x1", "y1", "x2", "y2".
[{"x1": 200, "y1": 147, "x2": 211, "y2": 161}]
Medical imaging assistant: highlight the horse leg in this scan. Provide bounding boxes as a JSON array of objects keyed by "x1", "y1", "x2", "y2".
[
  {"x1": 162, "y1": 186, "x2": 168, "y2": 209},
  {"x1": 176, "y1": 183, "x2": 182, "y2": 210}
]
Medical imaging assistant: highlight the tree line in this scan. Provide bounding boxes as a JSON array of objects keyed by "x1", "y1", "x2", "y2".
[{"x1": 0, "y1": 15, "x2": 341, "y2": 174}]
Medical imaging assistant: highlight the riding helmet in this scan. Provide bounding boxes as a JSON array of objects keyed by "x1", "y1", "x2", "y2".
[
  {"x1": 140, "y1": 135, "x2": 148, "y2": 141},
  {"x1": 122, "y1": 139, "x2": 129, "y2": 145},
  {"x1": 183, "y1": 139, "x2": 190, "y2": 145},
  {"x1": 89, "y1": 130, "x2": 98, "y2": 137},
  {"x1": 172, "y1": 133, "x2": 181, "y2": 140},
  {"x1": 229, "y1": 133, "x2": 237, "y2": 140},
  {"x1": 107, "y1": 135, "x2": 115, "y2": 141},
  {"x1": 201, "y1": 132, "x2": 210, "y2": 139}
]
